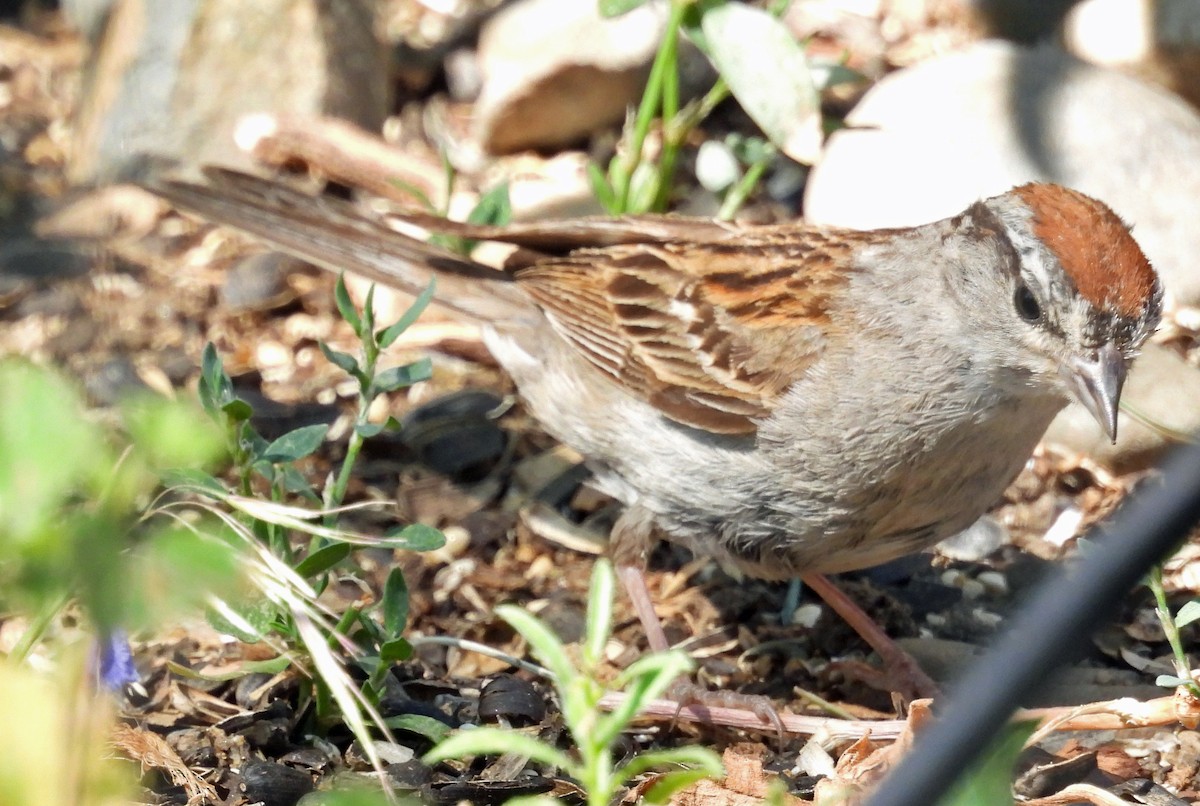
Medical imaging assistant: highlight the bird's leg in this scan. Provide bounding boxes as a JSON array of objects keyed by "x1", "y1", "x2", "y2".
[
  {"x1": 610, "y1": 506, "x2": 671, "y2": 652},
  {"x1": 610, "y1": 506, "x2": 786, "y2": 742},
  {"x1": 616, "y1": 565, "x2": 671, "y2": 653},
  {"x1": 800, "y1": 572, "x2": 940, "y2": 700}
]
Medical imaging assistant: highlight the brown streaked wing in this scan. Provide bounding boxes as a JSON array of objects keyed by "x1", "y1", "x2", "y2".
[{"x1": 516, "y1": 232, "x2": 850, "y2": 435}]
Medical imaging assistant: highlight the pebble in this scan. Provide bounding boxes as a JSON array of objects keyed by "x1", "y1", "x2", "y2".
[
  {"x1": 791, "y1": 602, "x2": 824, "y2": 629},
  {"x1": 432, "y1": 525, "x2": 471, "y2": 562},
  {"x1": 976, "y1": 571, "x2": 1009, "y2": 597},
  {"x1": 220, "y1": 251, "x2": 299, "y2": 313},
  {"x1": 936, "y1": 515, "x2": 1009, "y2": 562}
]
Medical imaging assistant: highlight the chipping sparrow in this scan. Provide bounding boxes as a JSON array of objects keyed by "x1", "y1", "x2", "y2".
[{"x1": 149, "y1": 171, "x2": 1162, "y2": 692}]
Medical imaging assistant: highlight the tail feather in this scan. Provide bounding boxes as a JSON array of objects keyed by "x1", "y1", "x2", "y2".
[{"x1": 142, "y1": 168, "x2": 540, "y2": 326}]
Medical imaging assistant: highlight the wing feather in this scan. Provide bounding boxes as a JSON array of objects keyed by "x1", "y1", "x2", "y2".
[{"x1": 517, "y1": 234, "x2": 851, "y2": 434}]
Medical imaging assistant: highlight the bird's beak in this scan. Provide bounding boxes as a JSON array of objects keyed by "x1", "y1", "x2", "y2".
[{"x1": 1061, "y1": 344, "x2": 1127, "y2": 443}]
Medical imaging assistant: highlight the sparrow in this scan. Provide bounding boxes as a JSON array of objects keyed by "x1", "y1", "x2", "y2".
[{"x1": 146, "y1": 169, "x2": 1162, "y2": 697}]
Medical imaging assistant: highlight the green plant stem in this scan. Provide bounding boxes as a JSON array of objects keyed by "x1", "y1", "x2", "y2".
[
  {"x1": 326, "y1": 401, "x2": 368, "y2": 525},
  {"x1": 1148, "y1": 566, "x2": 1200, "y2": 697},
  {"x1": 325, "y1": 335, "x2": 378, "y2": 525},
  {"x1": 649, "y1": 12, "x2": 683, "y2": 212},
  {"x1": 9, "y1": 593, "x2": 68, "y2": 664},
  {"x1": 581, "y1": 730, "x2": 614, "y2": 806},
  {"x1": 234, "y1": 427, "x2": 254, "y2": 498},
  {"x1": 337, "y1": 604, "x2": 361, "y2": 639},
  {"x1": 613, "y1": 0, "x2": 688, "y2": 211},
  {"x1": 1121, "y1": 401, "x2": 1198, "y2": 445},
  {"x1": 718, "y1": 144, "x2": 774, "y2": 220},
  {"x1": 682, "y1": 77, "x2": 731, "y2": 139}
]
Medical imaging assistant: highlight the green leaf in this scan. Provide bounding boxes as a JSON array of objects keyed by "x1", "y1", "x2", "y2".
[
  {"x1": 293, "y1": 541, "x2": 352, "y2": 578},
  {"x1": 642, "y1": 769, "x2": 721, "y2": 804},
  {"x1": 361, "y1": 285, "x2": 377, "y2": 344},
  {"x1": 379, "y1": 636, "x2": 412, "y2": 663},
  {"x1": 371, "y1": 358, "x2": 432, "y2": 394},
  {"x1": 206, "y1": 598, "x2": 280, "y2": 643},
  {"x1": 381, "y1": 568, "x2": 410, "y2": 637},
  {"x1": 0, "y1": 362, "x2": 105, "y2": 544},
  {"x1": 937, "y1": 721, "x2": 1037, "y2": 806},
  {"x1": 612, "y1": 651, "x2": 694, "y2": 698},
  {"x1": 626, "y1": 163, "x2": 661, "y2": 215},
  {"x1": 599, "y1": 0, "x2": 649, "y2": 17},
  {"x1": 1157, "y1": 674, "x2": 1193, "y2": 688},
  {"x1": 467, "y1": 183, "x2": 512, "y2": 227},
  {"x1": 167, "y1": 654, "x2": 291, "y2": 681},
  {"x1": 334, "y1": 275, "x2": 363, "y2": 336},
  {"x1": 439, "y1": 152, "x2": 457, "y2": 218},
  {"x1": 123, "y1": 527, "x2": 245, "y2": 629},
  {"x1": 242, "y1": 425, "x2": 269, "y2": 459},
  {"x1": 383, "y1": 714, "x2": 453, "y2": 745},
  {"x1": 378, "y1": 280, "x2": 437, "y2": 348},
  {"x1": 616, "y1": 746, "x2": 723, "y2": 788},
  {"x1": 587, "y1": 161, "x2": 618, "y2": 213},
  {"x1": 495, "y1": 605, "x2": 574, "y2": 685},
  {"x1": 679, "y1": 0, "x2": 727, "y2": 50},
  {"x1": 262, "y1": 424, "x2": 328, "y2": 463},
  {"x1": 160, "y1": 468, "x2": 228, "y2": 497},
  {"x1": 199, "y1": 342, "x2": 234, "y2": 414},
  {"x1": 384, "y1": 523, "x2": 446, "y2": 552},
  {"x1": 811, "y1": 60, "x2": 866, "y2": 91},
  {"x1": 499, "y1": 797, "x2": 560, "y2": 806},
  {"x1": 123, "y1": 396, "x2": 224, "y2": 470},
  {"x1": 319, "y1": 342, "x2": 360, "y2": 375},
  {"x1": 73, "y1": 514, "x2": 129, "y2": 633},
  {"x1": 280, "y1": 465, "x2": 319, "y2": 499},
  {"x1": 221, "y1": 398, "x2": 253, "y2": 422},
  {"x1": 600, "y1": 651, "x2": 693, "y2": 747},
  {"x1": 700, "y1": 2, "x2": 821, "y2": 164},
  {"x1": 583, "y1": 559, "x2": 616, "y2": 667},
  {"x1": 1175, "y1": 600, "x2": 1200, "y2": 628},
  {"x1": 291, "y1": 790, "x2": 399, "y2": 806},
  {"x1": 388, "y1": 178, "x2": 437, "y2": 212},
  {"x1": 355, "y1": 417, "x2": 402, "y2": 439},
  {"x1": 424, "y1": 728, "x2": 574, "y2": 771}
]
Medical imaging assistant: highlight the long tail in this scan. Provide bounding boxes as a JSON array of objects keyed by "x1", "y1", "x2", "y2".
[{"x1": 141, "y1": 168, "x2": 541, "y2": 326}]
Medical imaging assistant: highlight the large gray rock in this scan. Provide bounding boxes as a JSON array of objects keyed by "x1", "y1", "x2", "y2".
[
  {"x1": 70, "y1": 0, "x2": 388, "y2": 183},
  {"x1": 804, "y1": 40, "x2": 1200, "y2": 307}
]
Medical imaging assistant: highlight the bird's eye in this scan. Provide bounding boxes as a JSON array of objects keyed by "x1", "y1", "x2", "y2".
[{"x1": 1014, "y1": 283, "x2": 1042, "y2": 323}]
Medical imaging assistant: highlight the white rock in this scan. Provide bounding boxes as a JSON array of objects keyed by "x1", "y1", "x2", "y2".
[
  {"x1": 1065, "y1": 0, "x2": 1200, "y2": 65},
  {"x1": 1064, "y1": 0, "x2": 1154, "y2": 65},
  {"x1": 474, "y1": 0, "x2": 669, "y2": 154},
  {"x1": 937, "y1": 515, "x2": 1009, "y2": 562},
  {"x1": 977, "y1": 571, "x2": 1009, "y2": 596},
  {"x1": 804, "y1": 40, "x2": 1200, "y2": 307}
]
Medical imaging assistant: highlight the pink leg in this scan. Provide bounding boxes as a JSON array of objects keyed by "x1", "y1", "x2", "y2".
[
  {"x1": 610, "y1": 506, "x2": 672, "y2": 653},
  {"x1": 801, "y1": 572, "x2": 940, "y2": 700},
  {"x1": 617, "y1": 564, "x2": 671, "y2": 653}
]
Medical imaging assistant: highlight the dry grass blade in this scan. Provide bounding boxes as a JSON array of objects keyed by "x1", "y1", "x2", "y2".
[{"x1": 111, "y1": 724, "x2": 218, "y2": 805}]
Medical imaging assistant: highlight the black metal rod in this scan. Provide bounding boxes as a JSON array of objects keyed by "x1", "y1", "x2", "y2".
[{"x1": 869, "y1": 441, "x2": 1200, "y2": 806}]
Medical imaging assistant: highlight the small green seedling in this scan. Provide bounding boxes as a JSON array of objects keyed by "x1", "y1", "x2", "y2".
[{"x1": 426, "y1": 559, "x2": 723, "y2": 806}]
